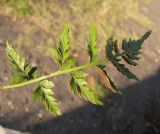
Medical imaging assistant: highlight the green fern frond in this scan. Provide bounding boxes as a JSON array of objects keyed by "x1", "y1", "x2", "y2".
[
  {"x1": 34, "y1": 80, "x2": 61, "y2": 115},
  {"x1": 70, "y1": 71, "x2": 102, "y2": 105},
  {"x1": 51, "y1": 25, "x2": 102, "y2": 105},
  {"x1": 86, "y1": 27, "x2": 120, "y2": 93},
  {"x1": 50, "y1": 25, "x2": 76, "y2": 70},
  {"x1": 105, "y1": 38, "x2": 139, "y2": 80},
  {"x1": 87, "y1": 23, "x2": 99, "y2": 63},
  {"x1": 6, "y1": 42, "x2": 38, "y2": 84},
  {"x1": 111, "y1": 58, "x2": 139, "y2": 80},
  {"x1": 122, "y1": 31, "x2": 151, "y2": 66},
  {"x1": 105, "y1": 31, "x2": 151, "y2": 81},
  {"x1": 0, "y1": 25, "x2": 151, "y2": 115}
]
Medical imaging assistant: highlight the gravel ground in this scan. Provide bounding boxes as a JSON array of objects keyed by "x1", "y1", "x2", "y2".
[{"x1": 0, "y1": 0, "x2": 160, "y2": 134}]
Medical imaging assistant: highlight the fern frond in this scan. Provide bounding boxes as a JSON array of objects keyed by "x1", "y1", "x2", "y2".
[
  {"x1": 87, "y1": 24, "x2": 99, "y2": 63},
  {"x1": 1, "y1": 25, "x2": 151, "y2": 116},
  {"x1": 50, "y1": 25, "x2": 76, "y2": 70},
  {"x1": 111, "y1": 58, "x2": 139, "y2": 80},
  {"x1": 51, "y1": 25, "x2": 102, "y2": 104},
  {"x1": 122, "y1": 31, "x2": 151, "y2": 66},
  {"x1": 86, "y1": 28, "x2": 120, "y2": 93},
  {"x1": 105, "y1": 33, "x2": 151, "y2": 81},
  {"x1": 34, "y1": 80, "x2": 61, "y2": 115},
  {"x1": 70, "y1": 71, "x2": 102, "y2": 105},
  {"x1": 6, "y1": 42, "x2": 38, "y2": 84}
]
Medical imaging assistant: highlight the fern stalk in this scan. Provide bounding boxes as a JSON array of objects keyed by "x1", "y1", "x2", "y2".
[{"x1": 0, "y1": 59, "x2": 108, "y2": 89}]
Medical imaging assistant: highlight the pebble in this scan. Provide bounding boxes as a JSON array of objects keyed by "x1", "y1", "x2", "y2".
[
  {"x1": 93, "y1": 123, "x2": 98, "y2": 128},
  {"x1": 7, "y1": 101, "x2": 12, "y2": 106},
  {"x1": 79, "y1": 119, "x2": 83, "y2": 123},
  {"x1": 7, "y1": 101, "x2": 14, "y2": 109},
  {"x1": 118, "y1": 108, "x2": 123, "y2": 113},
  {"x1": 4, "y1": 77, "x2": 8, "y2": 81},
  {"x1": 25, "y1": 107, "x2": 29, "y2": 113},
  {"x1": 154, "y1": 58, "x2": 159, "y2": 63},
  {"x1": 70, "y1": 119, "x2": 74, "y2": 124},
  {"x1": 112, "y1": 125, "x2": 117, "y2": 130},
  {"x1": 37, "y1": 113, "x2": 43, "y2": 118},
  {"x1": 31, "y1": 62, "x2": 36, "y2": 67}
]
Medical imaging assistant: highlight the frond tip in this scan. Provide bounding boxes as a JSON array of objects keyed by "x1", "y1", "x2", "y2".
[
  {"x1": 105, "y1": 31, "x2": 151, "y2": 81},
  {"x1": 122, "y1": 31, "x2": 151, "y2": 66},
  {"x1": 87, "y1": 23, "x2": 99, "y2": 63}
]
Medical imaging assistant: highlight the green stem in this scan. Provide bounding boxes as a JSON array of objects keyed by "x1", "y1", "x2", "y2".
[{"x1": 0, "y1": 59, "x2": 108, "y2": 89}]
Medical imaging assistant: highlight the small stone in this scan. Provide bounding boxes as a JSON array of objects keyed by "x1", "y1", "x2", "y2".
[
  {"x1": 10, "y1": 105, "x2": 14, "y2": 110},
  {"x1": 25, "y1": 107, "x2": 29, "y2": 113},
  {"x1": 37, "y1": 113, "x2": 43, "y2": 118},
  {"x1": 79, "y1": 119, "x2": 83, "y2": 123},
  {"x1": 4, "y1": 77, "x2": 8, "y2": 81},
  {"x1": 112, "y1": 125, "x2": 117, "y2": 130},
  {"x1": 154, "y1": 58, "x2": 159, "y2": 63},
  {"x1": 70, "y1": 119, "x2": 74, "y2": 123},
  {"x1": 31, "y1": 62, "x2": 36, "y2": 67},
  {"x1": 7, "y1": 101, "x2": 12, "y2": 106},
  {"x1": 118, "y1": 108, "x2": 123, "y2": 113},
  {"x1": 93, "y1": 123, "x2": 98, "y2": 128},
  {"x1": 7, "y1": 101, "x2": 14, "y2": 110}
]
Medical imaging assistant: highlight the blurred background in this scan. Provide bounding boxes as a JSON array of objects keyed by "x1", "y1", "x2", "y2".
[{"x1": 0, "y1": 0, "x2": 160, "y2": 134}]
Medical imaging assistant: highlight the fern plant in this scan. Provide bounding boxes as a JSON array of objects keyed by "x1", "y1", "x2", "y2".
[{"x1": 0, "y1": 24, "x2": 151, "y2": 115}]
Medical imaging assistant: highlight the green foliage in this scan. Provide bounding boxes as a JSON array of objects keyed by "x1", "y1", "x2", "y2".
[
  {"x1": 6, "y1": 42, "x2": 38, "y2": 84},
  {"x1": 1, "y1": 0, "x2": 34, "y2": 16},
  {"x1": 6, "y1": 42, "x2": 60, "y2": 115},
  {"x1": 122, "y1": 31, "x2": 152, "y2": 66},
  {"x1": 87, "y1": 24, "x2": 99, "y2": 63},
  {"x1": 111, "y1": 58, "x2": 139, "y2": 80},
  {"x1": 50, "y1": 25, "x2": 76, "y2": 70},
  {"x1": 12, "y1": 0, "x2": 33, "y2": 16},
  {"x1": 34, "y1": 80, "x2": 61, "y2": 115},
  {"x1": 87, "y1": 26, "x2": 119, "y2": 92},
  {"x1": 105, "y1": 31, "x2": 151, "y2": 81},
  {"x1": 70, "y1": 71, "x2": 102, "y2": 105},
  {"x1": 3, "y1": 24, "x2": 151, "y2": 115},
  {"x1": 51, "y1": 25, "x2": 102, "y2": 105}
]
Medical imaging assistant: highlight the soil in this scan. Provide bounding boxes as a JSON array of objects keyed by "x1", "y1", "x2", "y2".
[{"x1": 0, "y1": 0, "x2": 160, "y2": 134}]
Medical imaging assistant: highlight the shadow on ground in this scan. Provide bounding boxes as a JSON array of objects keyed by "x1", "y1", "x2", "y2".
[{"x1": 1, "y1": 70, "x2": 160, "y2": 134}]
